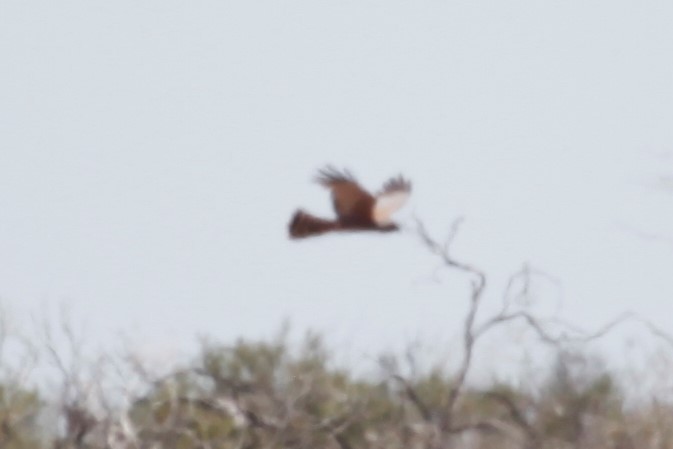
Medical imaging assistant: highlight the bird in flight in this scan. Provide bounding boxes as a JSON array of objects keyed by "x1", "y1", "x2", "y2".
[{"x1": 289, "y1": 166, "x2": 412, "y2": 239}]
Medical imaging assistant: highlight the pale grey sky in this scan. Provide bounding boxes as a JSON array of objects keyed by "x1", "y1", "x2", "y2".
[{"x1": 1, "y1": 1, "x2": 672, "y2": 373}]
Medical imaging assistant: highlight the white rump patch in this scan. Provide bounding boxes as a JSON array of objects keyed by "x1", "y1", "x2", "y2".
[{"x1": 372, "y1": 191, "x2": 410, "y2": 225}]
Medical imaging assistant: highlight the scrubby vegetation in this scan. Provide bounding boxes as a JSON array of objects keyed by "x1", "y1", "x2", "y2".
[
  {"x1": 2, "y1": 327, "x2": 673, "y2": 449},
  {"x1": 1, "y1": 219, "x2": 671, "y2": 448}
]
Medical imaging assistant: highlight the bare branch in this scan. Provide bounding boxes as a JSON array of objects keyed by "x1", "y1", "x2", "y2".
[
  {"x1": 638, "y1": 317, "x2": 673, "y2": 350},
  {"x1": 413, "y1": 217, "x2": 488, "y2": 431},
  {"x1": 412, "y1": 215, "x2": 634, "y2": 444},
  {"x1": 392, "y1": 374, "x2": 433, "y2": 423},
  {"x1": 484, "y1": 391, "x2": 538, "y2": 444},
  {"x1": 414, "y1": 216, "x2": 486, "y2": 286}
]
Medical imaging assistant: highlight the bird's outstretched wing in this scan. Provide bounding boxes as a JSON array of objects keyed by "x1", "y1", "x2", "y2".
[
  {"x1": 315, "y1": 166, "x2": 374, "y2": 220},
  {"x1": 372, "y1": 175, "x2": 411, "y2": 225}
]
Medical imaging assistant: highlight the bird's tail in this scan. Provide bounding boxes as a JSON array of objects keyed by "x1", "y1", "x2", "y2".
[{"x1": 288, "y1": 210, "x2": 338, "y2": 239}]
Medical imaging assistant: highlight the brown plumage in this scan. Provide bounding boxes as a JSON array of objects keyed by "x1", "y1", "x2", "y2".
[{"x1": 289, "y1": 166, "x2": 412, "y2": 239}]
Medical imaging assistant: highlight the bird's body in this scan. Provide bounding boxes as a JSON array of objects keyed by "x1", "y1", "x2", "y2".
[{"x1": 289, "y1": 166, "x2": 411, "y2": 239}]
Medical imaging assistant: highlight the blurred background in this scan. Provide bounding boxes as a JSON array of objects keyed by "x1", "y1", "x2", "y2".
[{"x1": 0, "y1": 1, "x2": 672, "y2": 447}]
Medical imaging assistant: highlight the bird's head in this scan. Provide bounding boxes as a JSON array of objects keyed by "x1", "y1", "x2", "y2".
[{"x1": 377, "y1": 223, "x2": 399, "y2": 232}]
